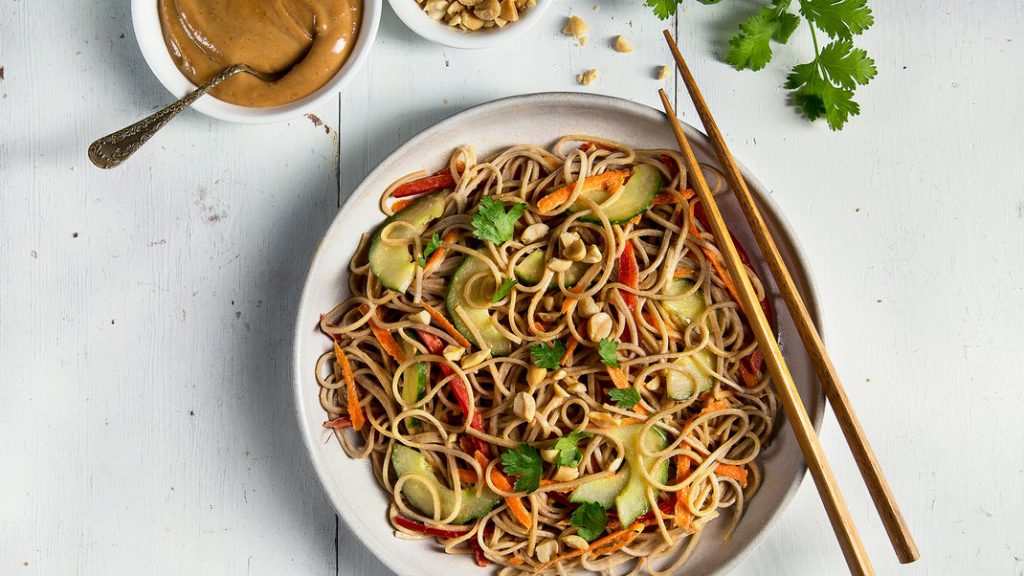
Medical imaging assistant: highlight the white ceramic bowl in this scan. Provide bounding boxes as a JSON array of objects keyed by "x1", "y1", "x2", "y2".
[
  {"x1": 131, "y1": 0, "x2": 381, "y2": 124},
  {"x1": 388, "y1": 0, "x2": 551, "y2": 49},
  {"x1": 293, "y1": 93, "x2": 825, "y2": 576}
]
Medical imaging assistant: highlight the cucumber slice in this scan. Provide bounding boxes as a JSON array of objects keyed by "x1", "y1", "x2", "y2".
[
  {"x1": 392, "y1": 445, "x2": 500, "y2": 524},
  {"x1": 568, "y1": 424, "x2": 669, "y2": 525},
  {"x1": 445, "y1": 253, "x2": 512, "y2": 356},
  {"x1": 568, "y1": 470, "x2": 629, "y2": 509},
  {"x1": 514, "y1": 251, "x2": 588, "y2": 287},
  {"x1": 666, "y1": 348, "x2": 717, "y2": 401},
  {"x1": 400, "y1": 343, "x2": 427, "y2": 407},
  {"x1": 368, "y1": 194, "x2": 446, "y2": 293},
  {"x1": 569, "y1": 164, "x2": 662, "y2": 225},
  {"x1": 662, "y1": 279, "x2": 706, "y2": 327}
]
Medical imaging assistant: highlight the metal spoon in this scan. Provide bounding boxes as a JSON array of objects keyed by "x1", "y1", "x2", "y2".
[{"x1": 88, "y1": 64, "x2": 282, "y2": 169}]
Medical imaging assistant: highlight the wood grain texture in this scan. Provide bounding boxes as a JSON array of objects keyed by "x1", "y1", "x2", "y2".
[{"x1": 2, "y1": 0, "x2": 1023, "y2": 575}]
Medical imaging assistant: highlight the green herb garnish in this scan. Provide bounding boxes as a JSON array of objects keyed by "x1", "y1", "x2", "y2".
[
  {"x1": 530, "y1": 340, "x2": 567, "y2": 370},
  {"x1": 472, "y1": 197, "x2": 526, "y2": 244},
  {"x1": 609, "y1": 387, "x2": 642, "y2": 410},
  {"x1": 571, "y1": 502, "x2": 608, "y2": 541},
  {"x1": 501, "y1": 444, "x2": 543, "y2": 493}
]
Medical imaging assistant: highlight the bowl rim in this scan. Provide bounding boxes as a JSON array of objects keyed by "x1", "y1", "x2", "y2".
[
  {"x1": 292, "y1": 92, "x2": 826, "y2": 576},
  {"x1": 130, "y1": 0, "x2": 382, "y2": 124},
  {"x1": 386, "y1": 0, "x2": 551, "y2": 49}
]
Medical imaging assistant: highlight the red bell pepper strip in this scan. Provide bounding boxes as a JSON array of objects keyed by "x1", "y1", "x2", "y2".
[
  {"x1": 392, "y1": 515, "x2": 470, "y2": 539},
  {"x1": 416, "y1": 329, "x2": 490, "y2": 455},
  {"x1": 659, "y1": 154, "x2": 680, "y2": 179},
  {"x1": 322, "y1": 416, "x2": 353, "y2": 429},
  {"x1": 616, "y1": 242, "x2": 639, "y2": 311},
  {"x1": 392, "y1": 172, "x2": 456, "y2": 198}
]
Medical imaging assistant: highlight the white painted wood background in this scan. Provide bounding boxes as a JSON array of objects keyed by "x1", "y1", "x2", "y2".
[{"x1": 1, "y1": 0, "x2": 1022, "y2": 575}]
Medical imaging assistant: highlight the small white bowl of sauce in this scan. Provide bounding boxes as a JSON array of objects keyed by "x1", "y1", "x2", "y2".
[
  {"x1": 132, "y1": 0, "x2": 381, "y2": 123},
  {"x1": 388, "y1": 0, "x2": 550, "y2": 49}
]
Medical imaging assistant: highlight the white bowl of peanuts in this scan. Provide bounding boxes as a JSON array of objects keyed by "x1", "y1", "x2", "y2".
[{"x1": 389, "y1": 0, "x2": 550, "y2": 48}]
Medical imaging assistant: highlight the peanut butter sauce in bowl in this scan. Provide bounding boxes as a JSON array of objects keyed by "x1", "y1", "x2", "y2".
[{"x1": 132, "y1": 0, "x2": 380, "y2": 123}]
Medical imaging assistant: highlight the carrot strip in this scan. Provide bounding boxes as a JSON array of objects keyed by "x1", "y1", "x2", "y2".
[
  {"x1": 673, "y1": 267, "x2": 696, "y2": 278},
  {"x1": 559, "y1": 286, "x2": 583, "y2": 314},
  {"x1": 561, "y1": 338, "x2": 578, "y2": 366},
  {"x1": 475, "y1": 451, "x2": 532, "y2": 529},
  {"x1": 616, "y1": 242, "x2": 639, "y2": 310},
  {"x1": 606, "y1": 366, "x2": 629, "y2": 389},
  {"x1": 537, "y1": 170, "x2": 629, "y2": 212},
  {"x1": 533, "y1": 522, "x2": 643, "y2": 573},
  {"x1": 651, "y1": 193, "x2": 676, "y2": 207},
  {"x1": 701, "y1": 247, "x2": 743, "y2": 310},
  {"x1": 714, "y1": 464, "x2": 749, "y2": 487},
  {"x1": 391, "y1": 197, "x2": 415, "y2": 212},
  {"x1": 392, "y1": 172, "x2": 456, "y2": 198},
  {"x1": 424, "y1": 229, "x2": 459, "y2": 273},
  {"x1": 334, "y1": 340, "x2": 365, "y2": 431},
  {"x1": 700, "y1": 400, "x2": 729, "y2": 415},
  {"x1": 359, "y1": 305, "x2": 406, "y2": 363},
  {"x1": 422, "y1": 303, "x2": 472, "y2": 349}
]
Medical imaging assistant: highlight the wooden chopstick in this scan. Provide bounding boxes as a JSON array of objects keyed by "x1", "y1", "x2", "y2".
[
  {"x1": 657, "y1": 89, "x2": 874, "y2": 576},
  {"x1": 662, "y1": 30, "x2": 920, "y2": 565}
]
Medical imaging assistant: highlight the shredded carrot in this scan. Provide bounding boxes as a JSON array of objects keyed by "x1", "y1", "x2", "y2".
[
  {"x1": 422, "y1": 302, "x2": 472, "y2": 349},
  {"x1": 476, "y1": 451, "x2": 532, "y2": 529},
  {"x1": 334, "y1": 340, "x2": 365, "y2": 431},
  {"x1": 700, "y1": 400, "x2": 729, "y2": 415},
  {"x1": 561, "y1": 338, "x2": 578, "y2": 366},
  {"x1": 606, "y1": 366, "x2": 629, "y2": 389},
  {"x1": 559, "y1": 286, "x2": 583, "y2": 314},
  {"x1": 391, "y1": 197, "x2": 415, "y2": 212},
  {"x1": 322, "y1": 416, "x2": 353, "y2": 429},
  {"x1": 537, "y1": 170, "x2": 629, "y2": 212},
  {"x1": 714, "y1": 464, "x2": 749, "y2": 487},
  {"x1": 507, "y1": 557, "x2": 524, "y2": 566},
  {"x1": 673, "y1": 267, "x2": 696, "y2": 278},
  {"x1": 533, "y1": 321, "x2": 546, "y2": 333},
  {"x1": 701, "y1": 247, "x2": 743, "y2": 308},
  {"x1": 651, "y1": 193, "x2": 676, "y2": 207},
  {"x1": 424, "y1": 229, "x2": 459, "y2": 274},
  {"x1": 627, "y1": 213, "x2": 643, "y2": 225},
  {"x1": 533, "y1": 522, "x2": 643, "y2": 573},
  {"x1": 359, "y1": 304, "x2": 406, "y2": 363}
]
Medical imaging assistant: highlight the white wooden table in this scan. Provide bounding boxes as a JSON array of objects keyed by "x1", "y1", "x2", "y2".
[{"x1": 2, "y1": 1, "x2": 1022, "y2": 574}]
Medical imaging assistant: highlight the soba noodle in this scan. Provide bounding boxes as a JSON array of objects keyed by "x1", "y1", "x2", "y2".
[{"x1": 315, "y1": 135, "x2": 778, "y2": 575}]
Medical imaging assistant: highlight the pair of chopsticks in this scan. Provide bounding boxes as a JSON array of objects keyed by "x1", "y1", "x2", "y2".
[{"x1": 658, "y1": 30, "x2": 919, "y2": 576}]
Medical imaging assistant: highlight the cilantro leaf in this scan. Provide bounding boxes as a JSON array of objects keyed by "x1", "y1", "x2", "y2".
[
  {"x1": 531, "y1": 340, "x2": 566, "y2": 370},
  {"x1": 417, "y1": 233, "x2": 442, "y2": 267},
  {"x1": 597, "y1": 338, "x2": 620, "y2": 368},
  {"x1": 491, "y1": 278, "x2": 517, "y2": 303},
  {"x1": 472, "y1": 197, "x2": 526, "y2": 245},
  {"x1": 608, "y1": 387, "x2": 642, "y2": 410},
  {"x1": 816, "y1": 39, "x2": 877, "y2": 89},
  {"x1": 501, "y1": 444, "x2": 543, "y2": 493},
  {"x1": 773, "y1": 11, "x2": 801, "y2": 43},
  {"x1": 553, "y1": 429, "x2": 592, "y2": 468},
  {"x1": 785, "y1": 39, "x2": 873, "y2": 130},
  {"x1": 799, "y1": 0, "x2": 874, "y2": 40},
  {"x1": 726, "y1": 8, "x2": 783, "y2": 71},
  {"x1": 645, "y1": 0, "x2": 680, "y2": 20},
  {"x1": 571, "y1": 502, "x2": 608, "y2": 542}
]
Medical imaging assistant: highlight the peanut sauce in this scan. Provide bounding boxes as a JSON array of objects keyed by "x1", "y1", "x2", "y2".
[{"x1": 158, "y1": 0, "x2": 362, "y2": 107}]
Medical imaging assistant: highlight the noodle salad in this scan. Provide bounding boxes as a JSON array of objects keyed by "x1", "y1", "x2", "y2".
[{"x1": 315, "y1": 135, "x2": 778, "y2": 575}]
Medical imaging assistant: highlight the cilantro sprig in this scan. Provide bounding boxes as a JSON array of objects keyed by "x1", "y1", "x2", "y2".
[
  {"x1": 501, "y1": 444, "x2": 543, "y2": 493},
  {"x1": 553, "y1": 429, "x2": 592, "y2": 467},
  {"x1": 609, "y1": 387, "x2": 642, "y2": 410},
  {"x1": 597, "y1": 339, "x2": 620, "y2": 368},
  {"x1": 571, "y1": 502, "x2": 608, "y2": 541},
  {"x1": 531, "y1": 340, "x2": 567, "y2": 370},
  {"x1": 472, "y1": 197, "x2": 526, "y2": 244},
  {"x1": 648, "y1": 0, "x2": 876, "y2": 130},
  {"x1": 417, "y1": 233, "x2": 442, "y2": 267}
]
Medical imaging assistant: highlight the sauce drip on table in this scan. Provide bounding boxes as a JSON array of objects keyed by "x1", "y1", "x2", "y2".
[{"x1": 158, "y1": 0, "x2": 362, "y2": 107}]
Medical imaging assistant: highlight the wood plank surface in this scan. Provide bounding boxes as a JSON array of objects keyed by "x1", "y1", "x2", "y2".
[{"x1": 1, "y1": 0, "x2": 1022, "y2": 575}]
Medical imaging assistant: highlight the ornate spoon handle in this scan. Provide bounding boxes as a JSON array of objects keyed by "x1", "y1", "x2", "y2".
[{"x1": 88, "y1": 64, "x2": 252, "y2": 169}]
